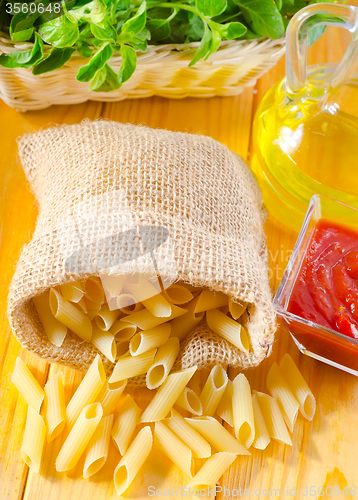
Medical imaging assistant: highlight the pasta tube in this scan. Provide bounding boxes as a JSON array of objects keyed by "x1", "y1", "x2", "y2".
[
  {"x1": 254, "y1": 391, "x2": 292, "y2": 446},
  {"x1": 155, "y1": 421, "x2": 193, "y2": 477},
  {"x1": 279, "y1": 354, "x2": 316, "y2": 421},
  {"x1": 129, "y1": 324, "x2": 171, "y2": 356},
  {"x1": 175, "y1": 388, "x2": 203, "y2": 416},
  {"x1": 44, "y1": 372, "x2": 66, "y2": 442},
  {"x1": 116, "y1": 341, "x2": 130, "y2": 358},
  {"x1": 195, "y1": 290, "x2": 228, "y2": 313},
  {"x1": 83, "y1": 414, "x2": 114, "y2": 479},
  {"x1": 108, "y1": 349, "x2": 157, "y2": 388},
  {"x1": 66, "y1": 354, "x2": 106, "y2": 428},
  {"x1": 170, "y1": 296, "x2": 205, "y2": 340},
  {"x1": 95, "y1": 304, "x2": 121, "y2": 331},
  {"x1": 146, "y1": 337, "x2": 180, "y2": 390},
  {"x1": 49, "y1": 288, "x2": 92, "y2": 342},
  {"x1": 232, "y1": 373, "x2": 255, "y2": 448},
  {"x1": 84, "y1": 277, "x2": 104, "y2": 304},
  {"x1": 110, "y1": 320, "x2": 137, "y2": 341},
  {"x1": 125, "y1": 276, "x2": 170, "y2": 316},
  {"x1": 21, "y1": 406, "x2": 46, "y2": 474},
  {"x1": 12, "y1": 357, "x2": 45, "y2": 412},
  {"x1": 228, "y1": 298, "x2": 247, "y2": 320},
  {"x1": 60, "y1": 280, "x2": 84, "y2": 303},
  {"x1": 141, "y1": 293, "x2": 172, "y2": 318},
  {"x1": 165, "y1": 409, "x2": 211, "y2": 458},
  {"x1": 200, "y1": 365, "x2": 228, "y2": 416},
  {"x1": 96, "y1": 380, "x2": 127, "y2": 416},
  {"x1": 217, "y1": 379, "x2": 233, "y2": 427},
  {"x1": 187, "y1": 452, "x2": 236, "y2": 489},
  {"x1": 101, "y1": 274, "x2": 125, "y2": 298},
  {"x1": 91, "y1": 326, "x2": 117, "y2": 363},
  {"x1": 84, "y1": 298, "x2": 101, "y2": 321},
  {"x1": 185, "y1": 417, "x2": 250, "y2": 455},
  {"x1": 164, "y1": 284, "x2": 194, "y2": 305},
  {"x1": 252, "y1": 393, "x2": 270, "y2": 450},
  {"x1": 206, "y1": 309, "x2": 249, "y2": 352},
  {"x1": 112, "y1": 394, "x2": 141, "y2": 455},
  {"x1": 56, "y1": 403, "x2": 103, "y2": 472},
  {"x1": 121, "y1": 305, "x2": 187, "y2": 330},
  {"x1": 141, "y1": 366, "x2": 197, "y2": 422},
  {"x1": 33, "y1": 291, "x2": 67, "y2": 347},
  {"x1": 267, "y1": 362, "x2": 299, "y2": 432},
  {"x1": 114, "y1": 426, "x2": 153, "y2": 496},
  {"x1": 117, "y1": 293, "x2": 142, "y2": 313}
]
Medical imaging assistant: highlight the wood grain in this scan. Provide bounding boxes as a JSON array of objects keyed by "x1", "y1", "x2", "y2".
[{"x1": 1, "y1": 26, "x2": 358, "y2": 500}]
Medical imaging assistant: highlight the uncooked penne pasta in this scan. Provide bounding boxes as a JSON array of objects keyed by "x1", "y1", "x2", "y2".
[
  {"x1": 84, "y1": 298, "x2": 102, "y2": 321},
  {"x1": 141, "y1": 293, "x2": 172, "y2": 318},
  {"x1": 60, "y1": 280, "x2": 84, "y2": 303},
  {"x1": 96, "y1": 380, "x2": 127, "y2": 416},
  {"x1": 116, "y1": 341, "x2": 130, "y2": 358},
  {"x1": 101, "y1": 274, "x2": 125, "y2": 298},
  {"x1": 83, "y1": 414, "x2": 114, "y2": 479},
  {"x1": 117, "y1": 293, "x2": 142, "y2": 313},
  {"x1": 206, "y1": 309, "x2": 249, "y2": 353},
  {"x1": 112, "y1": 394, "x2": 141, "y2": 455},
  {"x1": 217, "y1": 379, "x2": 234, "y2": 427},
  {"x1": 56, "y1": 403, "x2": 103, "y2": 472},
  {"x1": 121, "y1": 305, "x2": 187, "y2": 330},
  {"x1": 12, "y1": 357, "x2": 45, "y2": 412},
  {"x1": 33, "y1": 291, "x2": 67, "y2": 347},
  {"x1": 110, "y1": 320, "x2": 137, "y2": 341},
  {"x1": 200, "y1": 365, "x2": 228, "y2": 416},
  {"x1": 95, "y1": 304, "x2": 121, "y2": 331},
  {"x1": 155, "y1": 421, "x2": 193, "y2": 477},
  {"x1": 66, "y1": 354, "x2": 106, "y2": 428},
  {"x1": 114, "y1": 426, "x2": 153, "y2": 496},
  {"x1": 279, "y1": 354, "x2": 316, "y2": 421},
  {"x1": 187, "y1": 452, "x2": 236, "y2": 489},
  {"x1": 44, "y1": 372, "x2": 66, "y2": 442},
  {"x1": 228, "y1": 298, "x2": 247, "y2": 320},
  {"x1": 254, "y1": 391, "x2": 292, "y2": 446},
  {"x1": 252, "y1": 393, "x2": 270, "y2": 450},
  {"x1": 233, "y1": 373, "x2": 255, "y2": 448},
  {"x1": 91, "y1": 327, "x2": 117, "y2": 363},
  {"x1": 170, "y1": 296, "x2": 205, "y2": 340},
  {"x1": 165, "y1": 409, "x2": 211, "y2": 458},
  {"x1": 175, "y1": 387, "x2": 203, "y2": 416},
  {"x1": 108, "y1": 349, "x2": 157, "y2": 388},
  {"x1": 146, "y1": 337, "x2": 180, "y2": 390},
  {"x1": 186, "y1": 417, "x2": 250, "y2": 455},
  {"x1": 49, "y1": 288, "x2": 92, "y2": 342},
  {"x1": 195, "y1": 290, "x2": 228, "y2": 313},
  {"x1": 267, "y1": 362, "x2": 299, "y2": 432},
  {"x1": 21, "y1": 406, "x2": 46, "y2": 474},
  {"x1": 141, "y1": 366, "x2": 197, "y2": 422},
  {"x1": 84, "y1": 277, "x2": 105, "y2": 304},
  {"x1": 129, "y1": 324, "x2": 171, "y2": 356},
  {"x1": 125, "y1": 275, "x2": 162, "y2": 303},
  {"x1": 164, "y1": 284, "x2": 194, "y2": 305}
]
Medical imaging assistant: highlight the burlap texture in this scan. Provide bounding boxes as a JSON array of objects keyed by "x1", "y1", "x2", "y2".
[{"x1": 7, "y1": 120, "x2": 276, "y2": 380}]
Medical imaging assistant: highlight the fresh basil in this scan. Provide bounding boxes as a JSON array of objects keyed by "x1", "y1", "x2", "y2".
[{"x1": 0, "y1": 0, "x2": 336, "y2": 91}]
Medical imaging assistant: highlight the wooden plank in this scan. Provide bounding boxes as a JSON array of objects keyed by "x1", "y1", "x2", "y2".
[{"x1": 0, "y1": 100, "x2": 103, "y2": 499}]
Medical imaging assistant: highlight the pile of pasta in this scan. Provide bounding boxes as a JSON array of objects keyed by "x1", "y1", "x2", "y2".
[
  {"x1": 12, "y1": 353, "x2": 316, "y2": 495},
  {"x1": 32, "y1": 275, "x2": 250, "y2": 371}
]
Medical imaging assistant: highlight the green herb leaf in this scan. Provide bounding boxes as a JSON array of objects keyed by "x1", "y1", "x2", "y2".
[
  {"x1": 0, "y1": 33, "x2": 43, "y2": 68},
  {"x1": 196, "y1": 0, "x2": 227, "y2": 18},
  {"x1": 10, "y1": 13, "x2": 34, "y2": 42},
  {"x1": 91, "y1": 21, "x2": 117, "y2": 41},
  {"x1": 146, "y1": 19, "x2": 171, "y2": 41},
  {"x1": 122, "y1": 1, "x2": 146, "y2": 34},
  {"x1": 118, "y1": 44, "x2": 136, "y2": 83},
  {"x1": 77, "y1": 43, "x2": 94, "y2": 58},
  {"x1": 32, "y1": 47, "x2": 75, "y2": 74},
  {"x1": 234, "y1": 0, "x2": 284, "y2": 38},
  {"x1": 189, "y1": 21, "x2": 212, "y2": 66},
  {"x1": 90, "y1": 63, "x2": 121, "y2": 91},
  {"x1": 39, "y1": 14, "x2": 79, "y2": 48},
  {"x1": 91, "y1": 0, "x2": 106, "y2": 24},
  {"x1": 76, "y1": 42, "x2": 113, "y2": 82}
]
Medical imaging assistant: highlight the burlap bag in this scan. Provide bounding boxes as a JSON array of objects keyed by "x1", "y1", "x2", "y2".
[{"x1": 7, "y1": 120, "x2": 276, "y2": 379}]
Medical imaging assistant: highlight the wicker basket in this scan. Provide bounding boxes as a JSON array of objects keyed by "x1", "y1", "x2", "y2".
[{"x1": 0, "y1": 33, "x2": 285, "y2": 111}]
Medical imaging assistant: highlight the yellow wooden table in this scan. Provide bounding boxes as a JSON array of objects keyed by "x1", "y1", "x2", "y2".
[{"x1": 1, "y1": 27, "x2": 358, "y2": 500}]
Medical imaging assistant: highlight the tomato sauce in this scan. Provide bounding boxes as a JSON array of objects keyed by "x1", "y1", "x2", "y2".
[{"x1": 289, "y1": 219, "x2": 358, "y2": 341}]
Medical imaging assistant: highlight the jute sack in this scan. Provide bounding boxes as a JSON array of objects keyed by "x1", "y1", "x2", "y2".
[{"x1": 8, "y1": 120, "x2": 276, "y2": 379}]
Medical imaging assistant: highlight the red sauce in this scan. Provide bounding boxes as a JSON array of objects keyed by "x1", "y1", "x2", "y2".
[{"x1": 289, "y1": 219, "x2": 358, "y2": 340}]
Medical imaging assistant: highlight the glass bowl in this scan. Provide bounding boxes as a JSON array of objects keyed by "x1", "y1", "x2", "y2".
[{"x1": 274, "y1": 194, "x2": 358, "y2": 376}]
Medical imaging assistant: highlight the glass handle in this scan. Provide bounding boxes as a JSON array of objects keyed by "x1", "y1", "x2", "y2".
[{"x1": 285, "y1": 3, "x2": 358, "y2": 99}]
